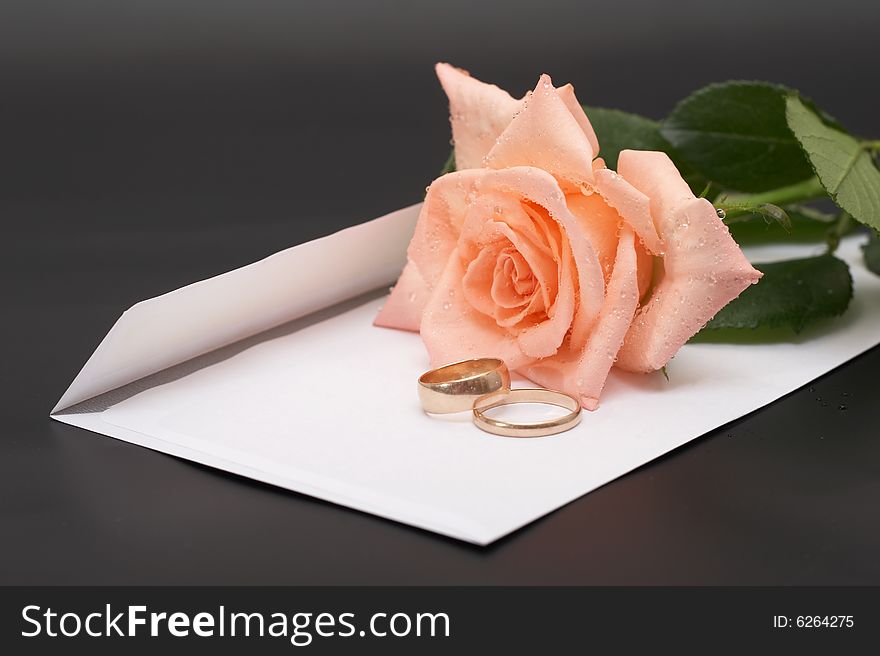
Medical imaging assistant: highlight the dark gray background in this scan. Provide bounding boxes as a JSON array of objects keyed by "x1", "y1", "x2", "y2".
[{"x1": 2, "y1": 1, "x2": 878, "y2": 584}]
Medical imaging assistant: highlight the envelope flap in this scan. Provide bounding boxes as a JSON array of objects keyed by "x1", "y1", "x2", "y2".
[{"x1": 51, "y1": 204, "x2": 421, "y2": 414}]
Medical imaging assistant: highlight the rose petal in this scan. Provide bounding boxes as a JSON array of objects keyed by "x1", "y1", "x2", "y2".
[
  {"x1": 461, "y1": 242, "x2": 546, "y2": 326},
  {"x1": 475, "y1": 221, "x2": 558, "y2": 312},
  {"x1": 435, "y1": 63, "x2": 523, "y2": 170},
  {"x1": 502, "y1": 250, "x2": 538, "y2": 299},
  {"x1": 373, "y1": 261, "x2": 429, "y2": 332},
  {"x1": 463, "y1": 207, "x2": 572, "y2": 356},
  {"x1": 634, "y1": 240, "x2": 654, "y2": 301},
  {"x1": 565, "y1": 192, "x2": 622, "y2": 282},
  {"x1": 408, "y1": 170, "x2": 479, "y2": 287},
  {"x1": 484, "y1": 75, "x2": 596, "y2": 187},
  {"x1": 421, "y1": 251, "x2": 533, "y2": 370},
  {"x1": 508, "y1": 233, "x2": 573, "y2": 357},
  {"x1": 461, "y1": 243, "x2": 508, "y2": 316},
  {"x1": 419, "y1": 166, "x2": 605, "y2": 329},
  {"x1": 489, "y1": 252, "x2": 542, "y2": 316},
  {"x1": 415, "y1": 166, "x2": 605, "y2": 364},
  {"x1": 481, "y1": 167, "x2": 606, "y2": 352},
  {"x1": 494, "y1": 286, "x2": 545, "y2": 330},
  {"x1": 556, "y1": 83, "x2": 601, "y2": 157},
  {"x1": 593, "y1": 167, "x2": 664, "y2": 255},
  {"x1": 617, "y1": 150, "x2": 694, "y2": 231},
  {"x1": 521, "y1": 227, "x2": 639, "y2": 410},
  {"x1": 613, "y1": 151, "x2": 762, "y2": 371},
  {"x1": 503, "y1": 202, "x2": 569, "y2": 311},
  {"x1": 457, "y1": 191, "x2": 554, "y2": 285},
  {"x1": 456, "y1": 193, "x2": 558, "y2": 320}
]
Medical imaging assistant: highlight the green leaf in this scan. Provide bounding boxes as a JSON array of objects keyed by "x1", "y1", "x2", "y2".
[
  {"x1": 583, "y1": 106, "x2": 708, "y2": 195},
  {"x1": 720, "y1": 202, "x2": 791, "y2": 229},
  {"x1": 700, "y1": 254, "x2": 853, "y2": 333},
  {"x1": 727, "y1": 205, "x2": 840, "y2": 245},
  {"x1": 439, "y1": 150, "x2": 456, "y2": 175},
  {"x1": 786, "y1": 95, "x2": 880, "y2": 232},
  {"x1": 583, "y1": 107, "x2": 671, "y2": 169},
  {"x1": 660, "y1": 82, "x2": 815, "y2": 193},
  {"x1": 863, "y1": 231, "x2": 880, "y2": 276}
]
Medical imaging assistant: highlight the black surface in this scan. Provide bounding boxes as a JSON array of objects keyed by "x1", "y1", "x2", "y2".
[{"x1": 2, "y1": 1, "x2": 879, "y2": 584}]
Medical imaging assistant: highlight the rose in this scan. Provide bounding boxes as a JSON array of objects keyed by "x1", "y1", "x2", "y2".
[{"x1": 376, "y1": 63, "x2": 761, "y2": 409}]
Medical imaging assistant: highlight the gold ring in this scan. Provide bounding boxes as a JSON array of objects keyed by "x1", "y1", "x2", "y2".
[
  {"x1": 418, "y1": 358, "x2": 511, "y2": 414},
  {"x1": 472, "y1": 388, "x2": 581, "y2": 437}
]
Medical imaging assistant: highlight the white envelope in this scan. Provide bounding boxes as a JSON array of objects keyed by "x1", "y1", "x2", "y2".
[{"x1": 51, "y1": 204, "x2": 880, "y2": 545}]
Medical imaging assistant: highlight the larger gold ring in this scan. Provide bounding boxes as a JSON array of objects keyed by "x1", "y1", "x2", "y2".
[
  {"x1": 472, "y1": 388, "x2": 581, "y2": 437},
  {"x1": 418, "y1": 358, "x2": 511, "y2": 414}
]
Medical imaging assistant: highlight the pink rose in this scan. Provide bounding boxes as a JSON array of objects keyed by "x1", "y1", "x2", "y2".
[{"x1": 376, "y1": 63, "x2": 762, "y2": 410}]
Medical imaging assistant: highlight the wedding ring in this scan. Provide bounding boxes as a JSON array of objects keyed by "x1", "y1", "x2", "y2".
[
  {"x1": 418, "y1": 358, "x2": 511, "y2": 414},
  {"x1": 472, "y1": 388, "x2": 581, "y2": 438}
]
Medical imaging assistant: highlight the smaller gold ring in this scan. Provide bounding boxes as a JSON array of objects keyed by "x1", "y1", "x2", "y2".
[
  {"x1": 472, "y1": 388, "x2": 581, "y2": 438},
  {"x1": 418, "y1": 358, "x2": 511, "y2": 414}
]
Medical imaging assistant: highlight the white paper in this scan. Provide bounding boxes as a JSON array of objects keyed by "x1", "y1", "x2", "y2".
[
  {"x1": 52, "y1": 204, "x2": 419, "y2": 413},
  {"x1": 52, "y1": 205, "x2": 880, "y2": 545}
]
